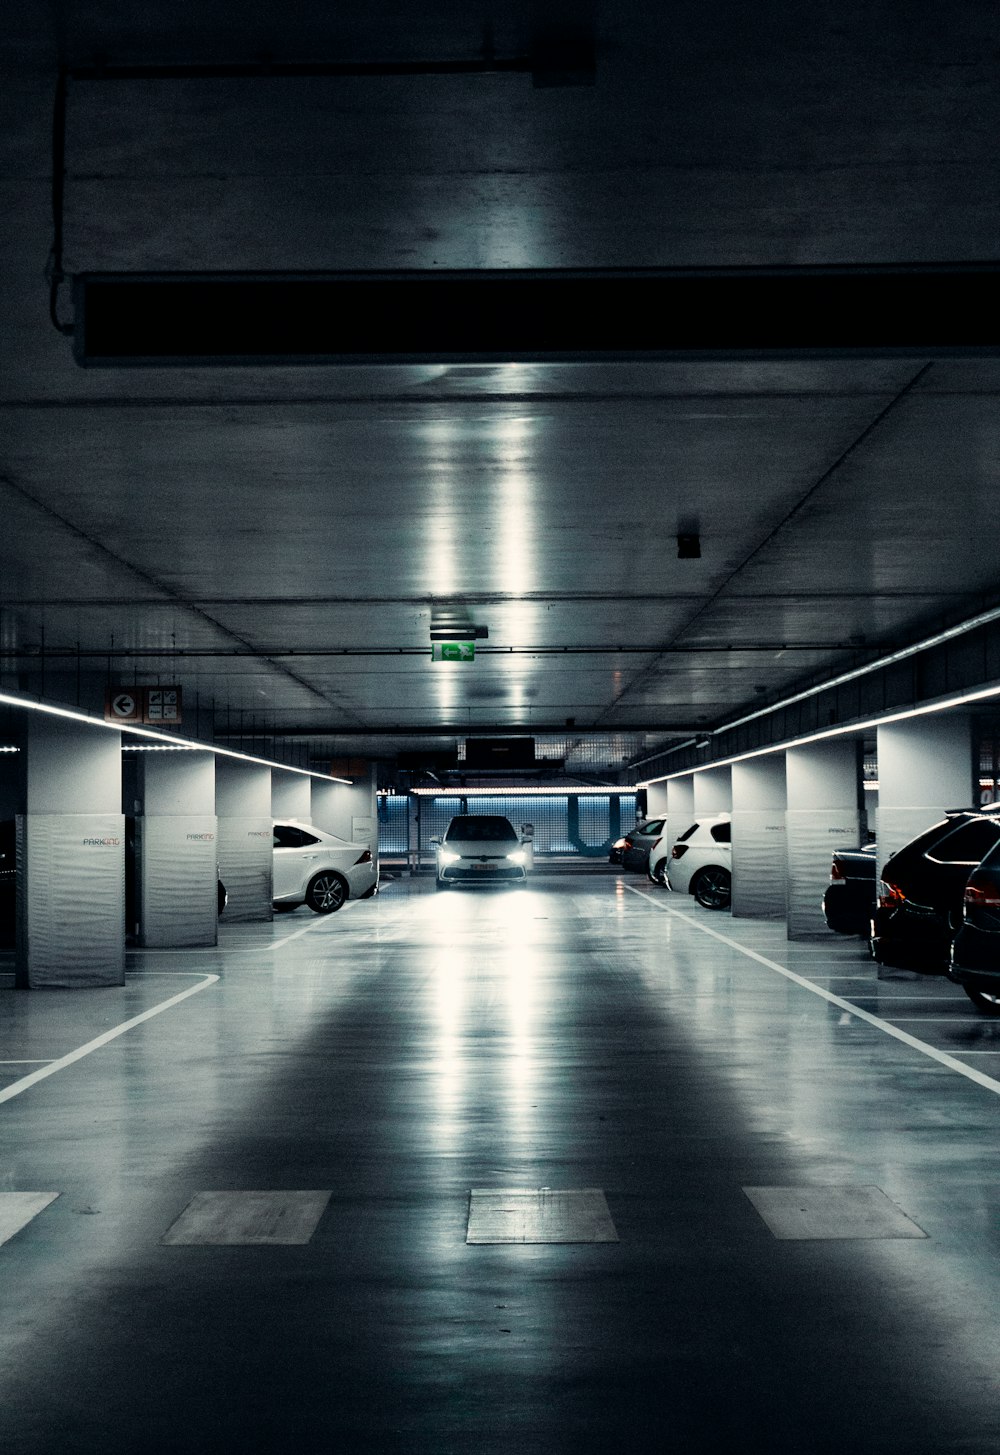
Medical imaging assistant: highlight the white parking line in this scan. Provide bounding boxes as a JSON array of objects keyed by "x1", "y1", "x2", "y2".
[
  {"x1": 0, "y1": 974, "x2": 219, "y2": 1106},
  {"x1": 624, "y1": 886, "x2": 1000, "y2": 1098},
  {"x1": 246, "y1": 918, "x2": 339, "y2": 953}
]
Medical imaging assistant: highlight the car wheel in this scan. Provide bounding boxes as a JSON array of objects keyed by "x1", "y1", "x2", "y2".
[
  {"x1": 962, "y1": 984, "x2": 1000, "y2": 1016},
  {"x1": 691, "y1": 867, "x2": 731, "y2": 910},
  {"x1": 649, "y1": 860, "x2": 668, "y2": 886},
  {"x1": 305, "y1": 872, "x2": 348, "y2": 913}
]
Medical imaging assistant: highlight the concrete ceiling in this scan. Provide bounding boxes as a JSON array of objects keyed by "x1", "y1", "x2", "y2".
[{"x1": 3, "y1": 2, "x2": 1000, "y2": 771}]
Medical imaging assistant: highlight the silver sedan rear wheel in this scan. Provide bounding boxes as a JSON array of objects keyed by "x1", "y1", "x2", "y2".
[{"x1": 305, "y1": 871, "x2": 348, "y2": 913}]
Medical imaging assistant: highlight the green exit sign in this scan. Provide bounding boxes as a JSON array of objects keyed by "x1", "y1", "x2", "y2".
[{"x1": 431, "y1": 642, "x2": 476, "y2": 662}]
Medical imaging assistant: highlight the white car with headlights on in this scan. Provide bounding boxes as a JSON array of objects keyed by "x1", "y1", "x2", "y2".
[
  {"x1": 432, "y1": 814, "x2": 530, "y2": 889},
  {"x1": 272, "y1": 821, "x2": 378, "y2": 913}
]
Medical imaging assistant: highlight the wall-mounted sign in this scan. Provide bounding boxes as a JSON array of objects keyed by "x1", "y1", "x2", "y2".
[
  {"x1": 144, "y1": 687, "x2": 182, "y2": 723},
  {"x1": 105, "y1": 689, "x2": 141, "y2": 723},
  {"x1": 431, "y1": 642, "x2": 475, "y2": 662},
  {"x1": 104, "y1": 687, "x2": 182, "y2": 724}
]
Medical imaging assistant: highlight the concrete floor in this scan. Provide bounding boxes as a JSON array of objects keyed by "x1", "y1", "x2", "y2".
[{"x1": 2, "y1": 875, "x2": 1000, "y2": 1453}]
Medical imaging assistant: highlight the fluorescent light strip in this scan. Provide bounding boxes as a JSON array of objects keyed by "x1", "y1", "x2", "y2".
[
  {"x1": 412, "y1": 784, "x2": 631, "y2": 796},
  {"x1": 0, "y1": 690, "x2": 350, "y2": 783},
  {"x1": 714, "y1": 602, "x2": 1000, "y2": 739},
  {"x1": 637, "y1": 679, "x2": 1000, "y2": 785}
]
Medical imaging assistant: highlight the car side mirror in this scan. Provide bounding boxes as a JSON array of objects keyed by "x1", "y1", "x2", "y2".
[{"x1": 430, "y1": 836, "x2": 441, "y2": 846}]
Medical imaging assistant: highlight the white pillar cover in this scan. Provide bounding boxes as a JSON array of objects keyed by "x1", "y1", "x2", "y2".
[
  {"x1": 139, "y1": 815, "x2": 219, "y2": 948},
  {"x1": 731, "y1": 812, "x2": 787, "y2": 918},
  {"x1": 785, "y1": 810, "x2": 861, "y2": 939},
  {"x1": 17, "y1": 813, "x2": 125, "y2": 988},
  {"x1": 217, "y1": 818, "x2": 273, "y2": 922}
]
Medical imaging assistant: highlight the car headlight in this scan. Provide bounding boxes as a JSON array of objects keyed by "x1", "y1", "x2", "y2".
[
  {"x1": 506, "y1": 850, "x2": 527, "y2": 865},
  {"x1": 439, "y1": 849, "x2": 461, "y2": 864}
]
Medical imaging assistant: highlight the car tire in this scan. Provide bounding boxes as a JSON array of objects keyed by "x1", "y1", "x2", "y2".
[
  {"x1": 649, "y1": 860, "x2": 668, "y2": 886},
  {"x1": 691, "y1": 866, "x2": 731, "y2": 910},
  {"x1": 962, "y1": 984, "x2": 1000, "y2": 1016},
  {"x1": 305, "y1": 871, "x2": 348, "y2": 914}
]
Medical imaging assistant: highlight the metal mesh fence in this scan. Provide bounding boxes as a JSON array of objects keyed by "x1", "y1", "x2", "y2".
[{"x1": 376, "y1": 791, "x2": 639, "y2": 864}]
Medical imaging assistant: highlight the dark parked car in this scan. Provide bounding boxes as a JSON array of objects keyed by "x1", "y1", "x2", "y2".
[
  {"x1": 610, "y1": 818, "x2": 666, "y2": 871},
  {"x1": 871, "y1": 810, "x2": 1000, "y2": 973},
  {"x1": 822, "y1": 842, "x2": 877, "y2": 935},
  {"x1": 948, "y1": 841, "x2": 1000, "y2": 1014}
]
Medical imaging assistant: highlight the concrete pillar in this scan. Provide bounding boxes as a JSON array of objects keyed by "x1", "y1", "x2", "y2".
[
  {"x1": 312, "y1": 767, "x2": 378, "y2": 856},
  {"x1": 645, "y1": 783, "x2": 669, "y2": 818},
  {"x1": 731, "y1": 757, "x2": 787, "y2": 919},
  {"x1": 137, "y1": 752, "x2": 218, "y2": 948},
  {"x1": 17, "y1": 717, "x2": 125, "y2": 988},
  {"x1": 876, "y1": 717, "x2": 972, "y2": 879},
  {"x1": 272, "y1": 769, "x2": 311, "y2": 823},
  {"x1": 693, "y1": 767, "x2": 732, "y2": 817},
  {"x1": 665, "y1": 777, "x2": 695, "y2": 852},
  {"x1": 215, "y1": 760, "x2": 273, "y2": 922},
  {"x1": 0, "y1": 744, "x2": 22, "y2": 951},
  {"x1": 785, "y1": 741, "x2": 862, "y2": 941}
]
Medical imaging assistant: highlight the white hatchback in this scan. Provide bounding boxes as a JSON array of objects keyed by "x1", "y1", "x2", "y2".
[
  {"x1": 432, "y1": 814, "x2": 530, "y2": 888},
  {"x1": 647, "y1": 814, "x2": 732, "y2": 909},
  {"x1": 272, "y1": 821, "x2": 378, "y2": 913}
]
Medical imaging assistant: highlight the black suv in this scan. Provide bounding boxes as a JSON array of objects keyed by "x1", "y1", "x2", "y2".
[{"x1": 871, "y1": 810, "x2": 1000, "y2": 973}]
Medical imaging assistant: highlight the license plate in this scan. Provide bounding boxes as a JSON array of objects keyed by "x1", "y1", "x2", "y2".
[{"x1": 471, "y1": 863, "x2": 493, "y2": 871}]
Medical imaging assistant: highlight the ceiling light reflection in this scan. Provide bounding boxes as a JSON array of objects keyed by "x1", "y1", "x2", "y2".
[{"x1": 431, "y1": 957, "x2": 466, "y2": 1155}]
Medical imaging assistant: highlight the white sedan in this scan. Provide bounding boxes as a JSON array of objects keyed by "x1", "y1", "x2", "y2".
[{"x1": 272, "y1": 821, "x2": 378, "y2": 913}]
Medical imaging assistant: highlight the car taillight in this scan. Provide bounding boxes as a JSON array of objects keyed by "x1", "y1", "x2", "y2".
[
  {"x1": 830, "y1": 860, "x2": 845, "y2": 881},
  {"x1": 622, "y1": 838, "x2": 634, "y2": 849},
  {"x1": 878, "y1": 879, "x2": 905, "y2": 908},
  {"x1": 965, "y1": 876, "x2": 1000, "y2": 908},
  {"x1": 354, "y1": 850, "x2": 372, "y2": 864},
  {"x1": 671, "y1": 843, "x2": 689, "y2": 860}
]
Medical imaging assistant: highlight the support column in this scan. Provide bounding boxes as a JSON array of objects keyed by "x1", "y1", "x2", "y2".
[
  {"x1": 0, "y1": 742, "x2": 22, "y2": 950},
  {"x1": 876, "y1": 717, "x2": 973, "y2": 879},
  {"x1": 731, "y1": 758, "x2": 787, "y2": 918},
  {"x1": 137, "y1": 752, "x2": 217, "y2": 948},
  {"x1": 272, "y1": 769, "x2": 311, "y2": 823},
  {"x1": 17, "y1": 717, "x2": 125, "y2": 988},
  {"x1": 312, "y1": 767, "x2": 378, "y2": 856},
  {"x1": 693, "y1": 767, "x2": 732, "y2": 817},
  {"x1": 216, "y1": 760, "x2": 273, "y2": 922},
  {"x1": 785, "y1": 741, "x2": 862, "y2": 941},
  {"x1": 665, "y1": 777, "x2": 695, "y2": 852},
  {"x1": 645, "y1": 783, "x2": 669, "y2": 818}
]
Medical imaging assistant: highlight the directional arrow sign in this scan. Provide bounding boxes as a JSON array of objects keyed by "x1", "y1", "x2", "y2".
[
  {"x1": 431, "y1": 642, "x2": 476, "y2": 662},
  {"x1": 105, "y1": 689, "x2": 140, "y2": 722}
]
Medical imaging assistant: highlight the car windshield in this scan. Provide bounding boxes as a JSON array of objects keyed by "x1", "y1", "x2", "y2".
[{"x1": 445, "y1": 815, "x2": 518, "y2": 843}]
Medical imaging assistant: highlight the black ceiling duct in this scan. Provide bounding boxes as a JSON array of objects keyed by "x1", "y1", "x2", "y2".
[{"x1": 72, "y1": 265, "x2": 1000, "y2": 367}]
